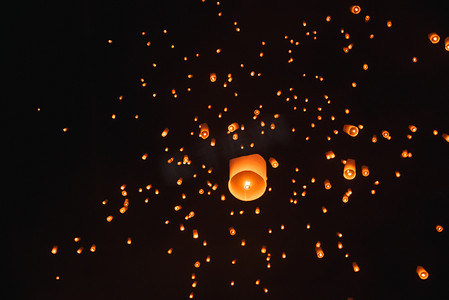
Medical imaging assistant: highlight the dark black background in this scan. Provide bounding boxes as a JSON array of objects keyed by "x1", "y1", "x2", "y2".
[{"x1": 7, "y1": 0, "x2": 449, "y2": 299}]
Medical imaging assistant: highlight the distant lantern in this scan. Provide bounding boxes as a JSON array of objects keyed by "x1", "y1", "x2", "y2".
[
  {"x1": 428, "y1": 33, "x2": 440, "y2": 44},
  {"x1": 445, "y1": 37, "x2": 449, "y2": 51},
  {"x1": 315, "y1": 246, "x2": 324, "y2": 258},
  {"x1": 350, "y1": 5, "x2": 361, "y2": 14},
  {"x1": 325, "y1": 151, "x2": 335, "y2": 160},
  {"x1": 416, "y1": 266, "x2": 429, "y2": 280},
  {"x1": 228, "y1": 122, "x2": 239, "y2": 132},
  {"x1": 343, "y1": 124, "x2": 359, "y2": 137},
  {"x1": 269, "y1": 157, "x2": 279, "y2": 168},
  {"x1": 210, "y1": 73, "x2": 217, "y2": 82},
  {"x1": 161, "y1": 128, "x2": 169, "y2": 137},
  {"x1": 408, "y1": 125, "x2": 417, "y2": 132},
  {"x1": 199, "y1": 123, "x2": 209, "y2": 139},
  {"x1": 324, "y1": 179, "x2": 332, "y2": 190},
  {"x1": 228, "y1": 154, "x2": 267, "y2": 201},
  {"x1": 343, "y1": 159, "x2": 356, "y2": 180},
  {"x1": 352, "y1": 262, "x2": 360, "y2": 272},
  {"x1": 361, "y1": 165, "x2": 369, "y2": 177}
]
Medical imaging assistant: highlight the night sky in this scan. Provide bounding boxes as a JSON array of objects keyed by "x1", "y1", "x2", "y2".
[{"x1": 11, "y1": 0, "x2": 449, "y2": 299}]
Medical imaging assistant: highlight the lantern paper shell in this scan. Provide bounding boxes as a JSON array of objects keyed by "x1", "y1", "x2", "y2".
[
  {"x1": 350, "y1": 5, "x2": 361, "y2": 14},
  {"x1": 228, "y1": 122, "x2": 239, "y2": 132},
  {"x1": 343, "y1": 124, "x2": 359, "y2": 137},
  {"x1": 228, "y1": 154, "x2": 267, "y2": 201},
  {"x1": 416, "y1": 266, "x2": 429, "y2": 280},
  {"x1": 428, "y1": 33, "x2": 440, "y2": 44},
  {"x1": 269, "y1": 157, "x2": 279, "y2": 168},
  {"x1": 325, "y1": 151, "x2": 335, "y2": 160},
  {"x1": 343, "y1": 159, "x2": 356, "y2": 180},
  {"x1": 161, "y1": 128, "x2": 169, "y2": 137},
  {"x1": 361, "y1": 165, "x2": 369, "y2": 177},
  {"x1": 199, "y1": 123, "x2": 209, "y2": 139},
  {"x1": 315, "y1": 247, "x2": 324, "y2": 258}
]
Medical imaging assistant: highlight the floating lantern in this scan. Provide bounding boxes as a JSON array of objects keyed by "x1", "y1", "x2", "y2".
[
  {"x1": 210, "y1": 73, "x2": 217, "y2": 82},
  {"x1": 315, "y1": 246, "x2": 324, "y2": 258},
  {"x1": 428, "y1": 33, "x2": 440, "y2": 44},
  {"x1": 325, "y1": 151, "x2": 335, "y2": 160},
  {"x1": 269, "y1": 157, "x2": 279, "y2": 168},
  {"x1": 199, "y1": 123, "x2": 209, "y2": 139},
  {"x1": 350, "y1": 5, "x2": 361, "y2": 14},
  {"x1": 343, "y1": 124, "x2": 359, "y2": 137},
  {"x1": 352, "y1": 262, "x2": 360, "y2": 272},
  {"x1": 416, "y1": 266, "x2": 429, "y2": 280},
  {"x1": 228, "y1": 122, "x2": 239, "y2": 132},
  {"x1": 161, "y1": 128, "x2": 169, "y2": 137},
  {"x1": 408, "y1": 125, "x2": 417, "y2": 132},
  {"x1": 445, "y1": 37, "x2": 449, "y2": 51},
  {"x1": 228, "y1": 154, "x2": 267, "y2": 201},
  {"x1": 361, "y1": 165, "x2": 369, "y2": 177},
  {"x1": 324, "y1": 179, "x2": 332, "y2": 190},
  {"x1": 343, "y1": 159, "x2": 356, "y2": 180}
]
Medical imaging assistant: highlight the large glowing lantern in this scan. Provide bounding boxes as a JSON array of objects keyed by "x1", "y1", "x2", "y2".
[
  {"x1": 343, "y1": 124, "x2": 359, "y2": 137},
  {"x1": 228, "y1": 154, "x2": 267, "y2": 201},
  {"x1": 416, "y1": 266, "x2": 429, "y2": 280},
  {"x1": 343, "y1": 159, "x2": 356, "y2": 180}
]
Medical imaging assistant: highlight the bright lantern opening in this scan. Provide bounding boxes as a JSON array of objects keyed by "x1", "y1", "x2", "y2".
[{"x1": 229, "y1": 154, "x2": 267, "y2": 201}]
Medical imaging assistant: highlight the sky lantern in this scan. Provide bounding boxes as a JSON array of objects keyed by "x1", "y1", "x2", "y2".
[
  {"x1": 428, "y1": 33, "x2": 440, "y2": 44},
  {"x1": 228, "y1": 154, "x2": 267, "y2": 201},
  {"x1": 361, "y1": 165, "x2": 369, "y2": 177},
  {"x1": 350, "y1": 5, "x2": 361, "y2": 14},
  {"x1": 161, "y1": 128, "x2": 169, "y2": 137},
  {"x1": 416, "y1": 266, "x2": 429, "y2": 280},
  {"x1": 324, "y1": 179, "x2": 332, "y2": 190},
  {"x1": 343, "y1": 159, "x2": 356, "y2": 180},
  {"x1": 228, "y1": 122, "x2": 239, "y2": 132},
  {"x1": 445, "y1": 37, "x2": 449, "y2": 51},
  {"x1": 268, "y1": 157, "x2": 279, "y2": 168},
  {"x1": 315, "y1": 246, "x2": 324, "y2": 258},
  {"x1": 343, "y1": 124, "x2": 359, "y2": 137},
  {"x1": 352, "y1": 262, "x2": 360, "y2": 272},
  {"x1": 199, "y1": 123, "x2": 209, "y2": 139},
  {"x1": 325, "y1": 151, "x2": 335, "y2": 160},
  {"x1": 209, "y1": 73, "x2": 217, "y2": 82}
]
